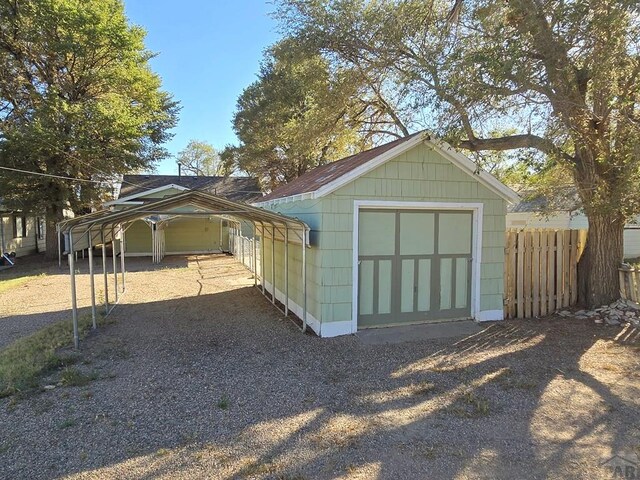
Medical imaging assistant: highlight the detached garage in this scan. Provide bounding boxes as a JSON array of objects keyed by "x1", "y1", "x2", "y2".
[{"x1": 255, "y1": 131, "x2": 519, "y2": 337}]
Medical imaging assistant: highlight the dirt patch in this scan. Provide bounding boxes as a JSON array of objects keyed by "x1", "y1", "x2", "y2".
[{"x1": 0, "y1": 254, "x2": 638, "y2": 479}]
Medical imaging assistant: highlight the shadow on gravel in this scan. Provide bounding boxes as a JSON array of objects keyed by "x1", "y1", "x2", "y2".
[{"x1": 1, "y1": 279, "x2": 639, "y2": 479}]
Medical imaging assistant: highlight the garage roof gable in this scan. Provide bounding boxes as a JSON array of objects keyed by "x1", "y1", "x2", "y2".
[{"x1": 255, "y1": 131, "x2": 519, "y2": 206}]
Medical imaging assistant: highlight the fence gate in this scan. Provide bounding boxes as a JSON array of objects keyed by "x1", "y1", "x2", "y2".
[{"x1": 504, "y1": 229, "x2": 587, "y2": 319}]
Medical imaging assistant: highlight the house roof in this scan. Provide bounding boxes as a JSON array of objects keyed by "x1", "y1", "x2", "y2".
[
  {"x1": 260, "y1": 132, "x2": 423, "y2": 202},
  {"x1": 508, "y1": 188, "x2": 581, "y2": 213},
  {"x1": 118, "y1": 175, "x2": 261, "y2": 203},
  {"x1": 256, "y1": 131, "x2": 519, "y2": 205}
]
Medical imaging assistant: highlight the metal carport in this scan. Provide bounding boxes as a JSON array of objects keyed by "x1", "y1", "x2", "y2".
[{"x1": 58, "y1": 190, "x2": 311, "y2": 348}]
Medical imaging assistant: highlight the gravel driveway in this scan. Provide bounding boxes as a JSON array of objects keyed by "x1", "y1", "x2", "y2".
[{"x1": 0, "y1": 254, "x2": 639, "y2": 479}]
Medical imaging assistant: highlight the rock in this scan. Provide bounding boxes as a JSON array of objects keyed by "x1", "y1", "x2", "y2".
[
  {"x1": 586, "y1": 311, "x2": 598, "y2": 317},
  {"x1": 594, "y1": 318, "x2": 604, "y2": 324},
  {"x1": 558, "y1": 310, "x2": 571, "y2": 317},
  {"x1": 43, "y1": 385, "x2": 56, "y2": 390},
  {"x1": 605, "y1": 317, "x2": 621, "y2": 326},
  {"x1": 575, "y1": 310, "x2": 587, "y2": 316},
  {"x1": 626, "y1": 301, "x2": 640, "y2": 310},
  {"x1": 625, "y1": 311, "x2": 635, "y2": 317}
]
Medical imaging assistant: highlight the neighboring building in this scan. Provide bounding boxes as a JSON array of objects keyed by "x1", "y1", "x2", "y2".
[
  {"x1": 255, "y1": 131, "x2": 519, "y2": 337},
  {"x1": 106, "y1": 175, "x2": 261, "y2": 256},
  {"x1": 0, "y1": 210, "x2": 46, "y2": 258},
  {"x1": 507, "y1": 193, "x2": 640, "y2": 259}
]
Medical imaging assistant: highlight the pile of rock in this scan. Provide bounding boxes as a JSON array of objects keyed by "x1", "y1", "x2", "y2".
[{"x1": 556, "y1": 299, "x2": 640, "y2": 326}]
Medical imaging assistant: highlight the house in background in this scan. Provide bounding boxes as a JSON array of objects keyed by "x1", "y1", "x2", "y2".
[
  {"x1": 255, "y1": 131, "x2": 519, "y2": 337},
  {"x1": 105, "y1": 175, "x2": 261, "y2": 257},
  {"x1": 507, "y1": 194, "x2": 640, "y2": 259},
  {"x1": 1, "y1": 202, "x2": 47, "y2": 258}
]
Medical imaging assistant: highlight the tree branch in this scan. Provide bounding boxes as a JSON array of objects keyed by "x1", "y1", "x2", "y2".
[{"x1": 458, "y1": 134, "x2": 574, "y2": 163}]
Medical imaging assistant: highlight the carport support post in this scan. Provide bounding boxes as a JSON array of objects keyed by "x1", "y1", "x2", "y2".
[
  {"x1": 260, "y1": 224, "x2": 265, "y2": 295},
  {"x1": 271, "y1": 224, "x2": 275, "y2": 305},
  {"x1": 102, "y1": 230, "x2": 109, "y2": 314},
  {"x1": 68, "y1": 230, "x2": 79, "y2": 349},
  {"x1": 120, "y1": 225, "x2": 125, "y2": 293},
  {"x1": 57, "y1": 224, "x2": 62, "y2": 268},
  {"x1": 253, "y1": 223, "x2": 257, "y2": 286},
  {"x1": 284, "y1": 227, "x2": 289, "y2": 316},
  {"x1": 302, "y1": 229, "x2": 307, "y2": 333},
  {"x1": 112, "y1": 225, "x2": 118, "y2": 303},
  {"x1": 88, "y1": 231, "x2": 97, "y2": 329}
]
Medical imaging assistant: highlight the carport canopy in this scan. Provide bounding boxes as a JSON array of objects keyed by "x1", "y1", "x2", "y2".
[{"x1": 58, "y1": 190, "x2": 311, "y2": 349}]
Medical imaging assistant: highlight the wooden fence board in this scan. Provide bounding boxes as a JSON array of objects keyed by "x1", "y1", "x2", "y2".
[
  {"x1": 563, "y1": 230, "x2": 571, "y2": 307},
  {"x1": 540, "y1": 232, "x2": 548, "y2": 317},
  {"x1": 505, "y1": 228, "x2": 586, "y2": 318},
  {"x1": 524, "y1": 231, "x2": 532, "y2": 318},
  {"x1": 532, "y1": 230, "x2": 540, "y2": 317},
  {"x1": 516, "y1": 230, "x2": 525, "y2": 317}
]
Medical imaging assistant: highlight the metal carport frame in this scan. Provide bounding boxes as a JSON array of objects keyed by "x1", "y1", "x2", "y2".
[{"x1": 58, "y1": 190, "x2": 310, "y2": 348}]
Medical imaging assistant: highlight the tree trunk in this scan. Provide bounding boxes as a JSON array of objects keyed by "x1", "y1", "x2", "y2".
[
  {"x1": 577, "y1": 212, "x2": 625, "y2": 308},
  {"x1": 44, "y1": 204, "x2": 64, "y2": 260}
]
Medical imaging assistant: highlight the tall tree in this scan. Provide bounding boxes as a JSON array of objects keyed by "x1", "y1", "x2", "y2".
[
  {"x1": 277, "y1": 0, "x2": 640, "y2": 307},
  {"x1": 227, "y1": 38, "x2": 414, "y2": 189},
  {"x1": 0, "y1": 0, "x2": 178, "y2": 257},
  {"x1": 177, "y1": 140, "x2": 226, "y2": 176}
]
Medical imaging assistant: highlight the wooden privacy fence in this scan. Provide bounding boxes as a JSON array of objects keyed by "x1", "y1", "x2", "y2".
[
  {"x1": 504, "y1": 229, "x2": 587, "y2": 318},
  {"x1": 619, "y1": 266, "x2": 640, "y2": 302}
]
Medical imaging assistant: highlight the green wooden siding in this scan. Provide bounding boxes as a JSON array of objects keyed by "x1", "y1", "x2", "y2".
[
  {"x1": 266, "y1": 142, "x2": 506, "y2": 329},
  {"x1": 125, "y1": 217, "x2": 223, "y2": 254},
  {"x1": 165, "y1": 217, "x2": 221, "y2": 253},
  {"x1": 124, "y1": 220, "x2": 152, "y2": 253},
  {"x1": 260, "y1": 199, "x2": 323, "y2": 325}
]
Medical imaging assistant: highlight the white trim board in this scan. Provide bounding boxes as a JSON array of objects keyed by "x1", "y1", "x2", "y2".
[
  {"x1": 351, "y1": 200, "x2": 484, "y2": 334},
  {"x1": 254, "y1": 133, "x2": 520, "y2": 208},
  {"x1": 262, "y1": 279, "x2": 322, "y2": 336},
  {"x1": 105, "y1": 184, "x2": 190, "y2": 206}
]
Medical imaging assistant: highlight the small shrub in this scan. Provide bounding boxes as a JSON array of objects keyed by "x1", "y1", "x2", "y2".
[
  {"x1": 59, "y1": 418, "x2": 77, "y2": 430},
  {"x1": 60, "y1": 367, "x2": 98, "y2": 387},
  {"x1": 217, "y1": 396, "x2": 230, "y2": 410},
  {"x1": 0, "y1": 313, "x2": 103, "y2": 396},
  {"x1": 448, "y1": 391, "x2": 491, "y2": 418}
]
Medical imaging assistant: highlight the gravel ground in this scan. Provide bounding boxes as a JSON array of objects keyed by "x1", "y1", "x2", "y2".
[{"x1": 0, "y1": 254, "x2": 639, "y2": 479}]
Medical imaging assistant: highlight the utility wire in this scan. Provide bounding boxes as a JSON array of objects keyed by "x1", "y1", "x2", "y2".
[{"x1": 0, "y1": 165, "x2": 106, "y2": 184}]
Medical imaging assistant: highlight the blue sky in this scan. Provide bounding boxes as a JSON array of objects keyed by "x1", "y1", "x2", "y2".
[{"x1": 123, "y1": 1, "x2": 280, "y2": 175}]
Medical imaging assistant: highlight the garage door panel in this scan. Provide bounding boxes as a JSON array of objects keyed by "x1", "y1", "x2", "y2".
[
  {"x1": 401, "y1": 259, "x2": 415, "y2": 313},
  {"x1": 378, "y1": 260, "x2": 392, "y2": 315},
  {"x1": 359, "y1": 260, "x2": 374, "y2": 316},
  {"x1": 417, "y1": 259, "x2": 431, "y2": 312},
  {"x1": 358, "y1": 209, "x2": 473, "y2": 328},
  {"x1": 438, "y1": 213, "x2": 472, "y2": 254},
  {"x1": 359, "y1": 211, "x2": 395, "y2": 255},
  {"x1": 455, "y1": 258, "x2": 470, "y2": 309}
]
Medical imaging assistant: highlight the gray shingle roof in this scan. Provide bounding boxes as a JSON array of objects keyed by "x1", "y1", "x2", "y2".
[{"x1": 119, "y1": 175, "x2": 262, "y2": 203}]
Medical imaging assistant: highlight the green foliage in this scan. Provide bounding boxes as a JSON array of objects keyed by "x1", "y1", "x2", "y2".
[
  {"x1": 177, "y1": 140, "x2": 227, "y2": 176},
  {"x1": 227, "y1": 38, "x2": 414, "y2": 188},
  {"x1": 0, "y1": 273, "x2": 45, "y2": 294},
  {"x1": 0, "y1": 313, "x2": 96, "y2": 397},
  {"x1": 0, "y1": 0, "x2": 178, "y2": 224}
]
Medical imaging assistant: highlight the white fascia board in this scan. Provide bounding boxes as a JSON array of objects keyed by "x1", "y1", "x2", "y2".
[
  {"x1": 105, "y1": 184, "x2": 190, "y2": 206},
  {"x1": 428, "y1": 139, "x2": 520, "y2": 203},
  {"x1": 313, "y1": 133, "x2": 428, "y2": 199},
  {"x1": 253, "y1": 132, "x2": 519, "y2": 207},
  {"x1": 252, "y1": 192, "x2": 316, "y2": 208}
]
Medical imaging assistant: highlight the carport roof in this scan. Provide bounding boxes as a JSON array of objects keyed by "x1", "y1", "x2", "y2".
[{"x1": 58, "y1": 190, "x2": 310, "y2": 242}]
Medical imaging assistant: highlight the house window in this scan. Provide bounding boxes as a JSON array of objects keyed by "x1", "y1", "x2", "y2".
[
  {"x1": 13, "y1": 216, "x2": 26, "y2": 238},
  {"x1": 36, "y1": 217, "x2": 45, "y2": 240}
]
